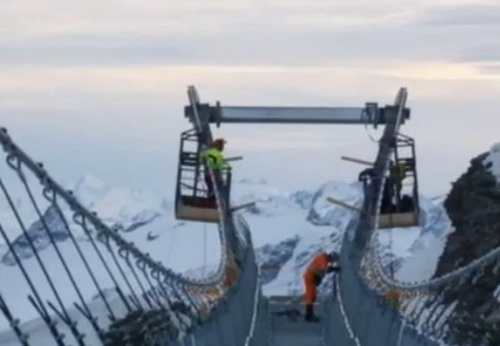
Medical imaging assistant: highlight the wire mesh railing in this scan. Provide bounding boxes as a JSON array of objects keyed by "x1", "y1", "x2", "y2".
[
  {"x1": 0, "y1": 121, "x2": 253, "y2": 346},
  {"x1": 348, "y1": 88, "x2": 500, "y2": 345}
]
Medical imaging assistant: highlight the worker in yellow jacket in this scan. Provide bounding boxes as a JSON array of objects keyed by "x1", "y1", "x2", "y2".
[{"x1": 200, "y1": 138, "x2": 229, "y2": 197}]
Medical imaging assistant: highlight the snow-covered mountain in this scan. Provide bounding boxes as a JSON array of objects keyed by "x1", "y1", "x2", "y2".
[
  {"x1": 0, "y1": 187, "x2": 37, "y2": 243},
  {"x1": 2, "y1": 175, "x2": 166, "y2": 265},
  {"x1": 0, "y1": 175, "x2": 220, "y2": 334},
  {"x1": 2, "y1": 205, "x2": 70, "y2": 265},
  {"x1": 230, "y1": 178, "x2": 315, "y2": 217},
  {"x1": 71, "y1": 175, "x2": 166, "y2": 232},
  {"x1": 485, "y1": 142, "x2": 500, "y2": 183},
  {"x1": 251, "y1": 180, "x2": 453, "y2": 297},
  {"x1": 377, "y1": 196, "x2": 454, "y2": 282},
  {"x1": 0, "y1": 175, "x2": 452, "y2": 337}
]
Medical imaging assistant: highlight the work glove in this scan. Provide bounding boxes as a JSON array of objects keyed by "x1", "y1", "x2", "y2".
[
  {"x1": 327, "y1": 265, "x2": 341, "y2": 273},
  {"x1": 313, "y1": 274, "x2": 324, "y2": 286}
]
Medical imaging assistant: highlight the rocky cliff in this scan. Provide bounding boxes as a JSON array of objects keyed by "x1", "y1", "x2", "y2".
[{"x1": 433, "y1": 151, "x2": 500, "y2": 346}]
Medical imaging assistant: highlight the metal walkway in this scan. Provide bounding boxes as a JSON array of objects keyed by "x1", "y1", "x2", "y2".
[{"x1": 269, "y1": 296, "x2": 324, "y2": 346}]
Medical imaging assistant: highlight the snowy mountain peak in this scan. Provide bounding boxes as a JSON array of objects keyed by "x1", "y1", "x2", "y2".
[
  {"x1": 231, "y1": 179, "x2": 315, "y2": 216},
  {"x1": 75, "y1": 175, "x2": 107, "y2": 190},
  {"x1": 71, "y1": 175, "x2": 165, "y2": 230},
  {"x1": 236, "y1": 177, "x2": 268, "y2": 185},
  {"x1": 253, "y1": 178, "x2": 453, "y2": 297},
  {"x1": 243, "y1": 180, "x2": 363, "y2": 296},
  {"x1": 307, "y1": 180, "x2": 363, "y2": 226},
  {"x1": 72, "y1": 175, "x2": 110, "y2": 206},
  {"x1": 2, "y1": 176, "x2": 165, "y2": 265},
  {"x1": 485, "y1": 142, "x2": 500, "y2": 183}
]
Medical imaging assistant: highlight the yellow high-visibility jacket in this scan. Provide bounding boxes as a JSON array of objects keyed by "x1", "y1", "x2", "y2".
[
  {"x1": 392, "y1": 162, "x2": 406, "y2": 180},
  {"x1": 200, "y1": 148, "x2": 229, "y2": 171}
]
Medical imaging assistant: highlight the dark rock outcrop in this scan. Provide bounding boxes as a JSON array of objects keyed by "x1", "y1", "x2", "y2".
[
  {"x1": 290, "y1": 190, "x2": 315, "y2": 209},
  {"x1": 2, "y1": 205, "x2": 68, "y2": 265},
  {"x1": 256, "y1": 236, "x2": 300, "y2": 285},
  {"x1": 2, "y1": 206, "x2": 160, "y2": 266},
  {"x1": 103, "y1": 305, "x2": 190, "y2": 346},
  {"x1": 433, "y1": 152, "x2": 500, "y2": 345}
]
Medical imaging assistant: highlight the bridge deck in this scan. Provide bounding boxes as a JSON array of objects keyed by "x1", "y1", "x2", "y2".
[{"x1": 269, "y1": 296, "x2": 325, "y2": 346}]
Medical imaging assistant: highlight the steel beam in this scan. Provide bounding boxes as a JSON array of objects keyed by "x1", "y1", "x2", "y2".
[
  {"x1": 185, "y1": 103, "x2": 410, "y2": 126},
  {"x1": 217, "y1": 106, "x2": 372, "y2": 124}
]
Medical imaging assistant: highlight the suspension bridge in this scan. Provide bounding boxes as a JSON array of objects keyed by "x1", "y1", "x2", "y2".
[{"x1": 0, "y1": 86, "x2": 493, "y2": 346}]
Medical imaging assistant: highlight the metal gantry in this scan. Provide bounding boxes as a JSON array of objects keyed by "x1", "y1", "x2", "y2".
[{"x1": 176, "y1": 85, "x2": 414, "y2": 228}]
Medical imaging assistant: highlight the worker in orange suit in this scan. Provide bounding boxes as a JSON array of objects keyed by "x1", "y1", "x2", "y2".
[{"x1": 303, "y1": 251, "x2": 341, "y2": 322}]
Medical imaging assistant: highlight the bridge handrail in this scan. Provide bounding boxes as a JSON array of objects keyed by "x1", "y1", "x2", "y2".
[{"x1": 0, "y1": 127, "x2": 243, "y2": 291}]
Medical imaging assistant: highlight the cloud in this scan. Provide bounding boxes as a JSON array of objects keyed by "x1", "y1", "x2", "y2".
[
  {"x1": 475, "y1": 63, "x2": 500, "y2": 75},
  {"x1": 0, "y1": 0, "x2": 498, "y2": 70},
  {"x1": 0, "y1": 1, "x2": 450, "y2": 66},
  {"x1": 0, "y1": 37, "x2": 189, "y2": 66},
  {"x1": 0, "y1": 0, "x2": 499, "y2": 195},
  {"x1": 419, "y1": 4, "x2": 500, "y2": 26},
  {"x1": 0, "y1": 2, "x2": 497, "y2": 71}
]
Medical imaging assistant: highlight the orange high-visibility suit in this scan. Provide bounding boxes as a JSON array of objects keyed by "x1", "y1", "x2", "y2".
[{"x1": 303, "y1": 252, "x2": 334, "y2": 305}]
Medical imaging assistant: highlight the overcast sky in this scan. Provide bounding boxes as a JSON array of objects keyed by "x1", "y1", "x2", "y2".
[{"x1": 1, "y1": 0, "x2": 499, "y2": 196}]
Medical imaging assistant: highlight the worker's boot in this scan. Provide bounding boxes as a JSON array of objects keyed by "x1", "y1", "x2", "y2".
[{"x1": 304, "y1": 304, "x2": 320, "y2": 322}]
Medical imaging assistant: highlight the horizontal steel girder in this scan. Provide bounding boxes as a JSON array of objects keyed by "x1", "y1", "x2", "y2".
[{"x1": 185, "y1": 104, "x2": 410, "y2": 126}]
